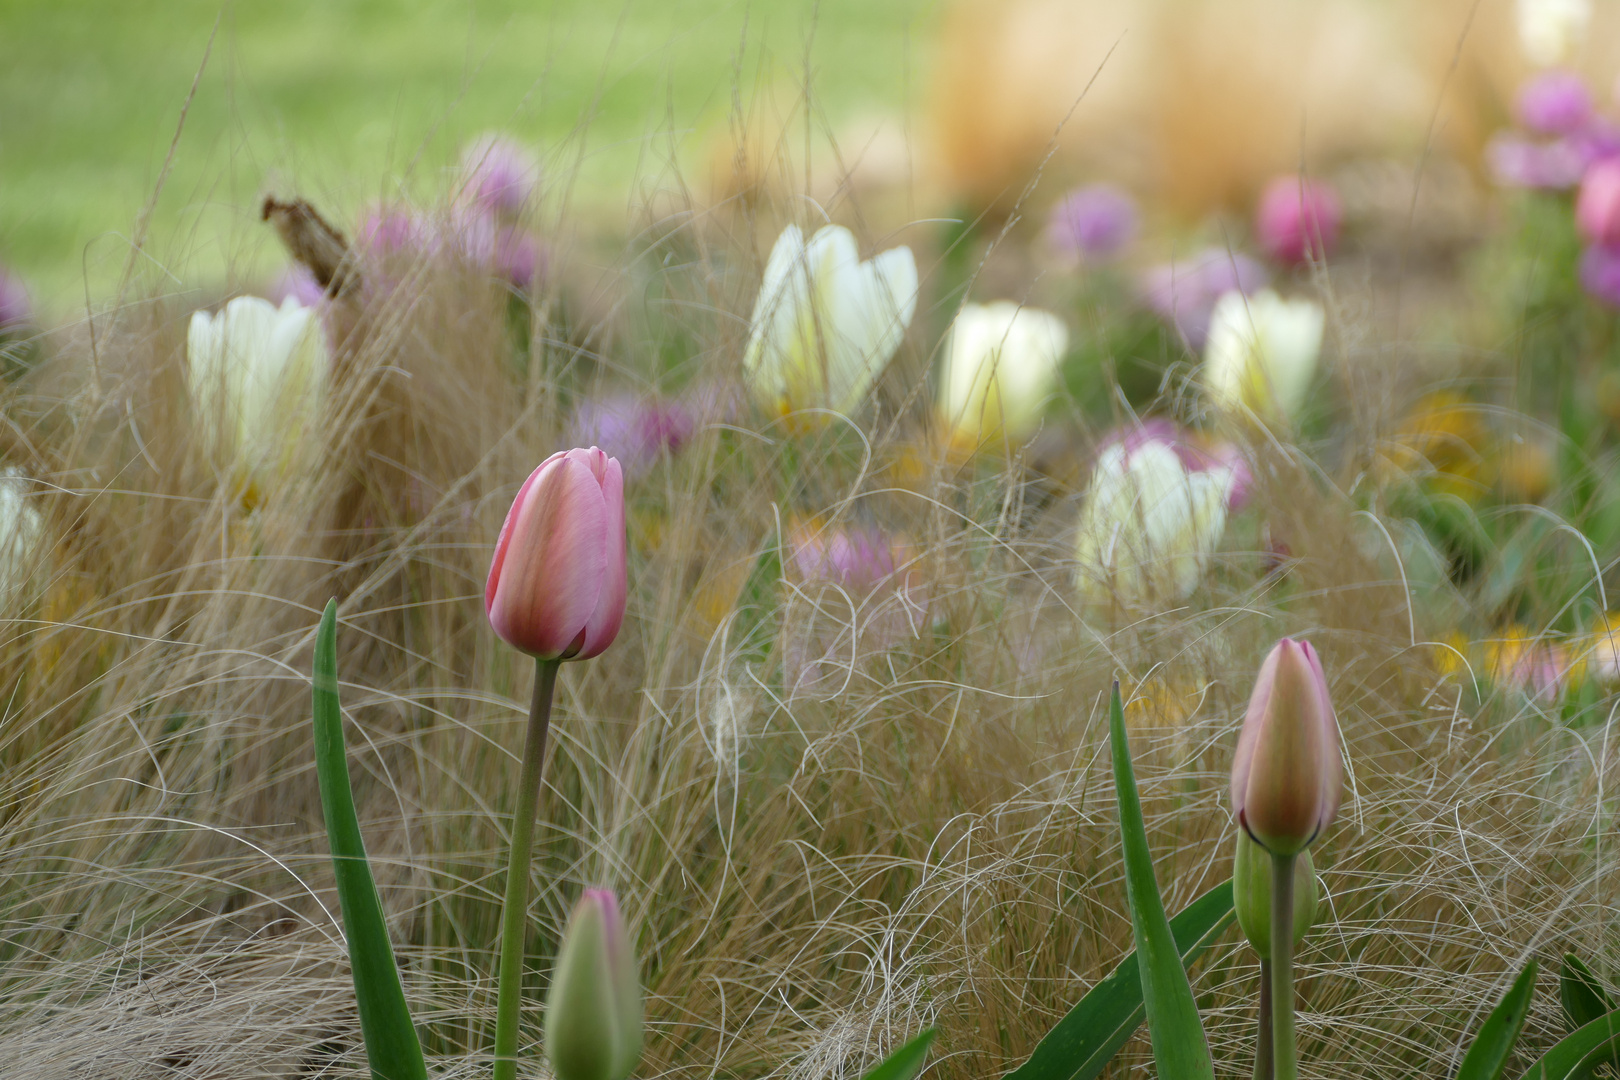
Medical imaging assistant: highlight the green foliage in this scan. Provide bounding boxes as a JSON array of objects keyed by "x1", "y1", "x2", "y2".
[
  {"x1": 1560, "y1": 954, "x2": 1615, "y2": 1032},
  {"x1": 1517, "y1": 1007, "x2": 1620, "y2": 1080},
  {"x1": 1455, "y1": 958, "x2": 1537, "y2": 1080},
  {"x1": 860, "y1": 1028, "x2": 938, "y2": 1080},
  {"x1": 312, "y1": 599, "x2": 428, "y2": 1080},
  {"x1": 1003, "y1": 880, "x2": 1234, "y2": 1080},
  {"x1": 1106, "y1": 680, "x2": 1216, "y2": 1080}
]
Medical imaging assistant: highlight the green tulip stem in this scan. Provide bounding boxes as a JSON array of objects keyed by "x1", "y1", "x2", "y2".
[
  {"x1": 493, "y1": 657, "x2": 561, "y2": 1080},
  {"x1": 1252, "y1": 958, "x2": 1274, "y2": 1080},
  {"x1": 1270, "y1": 851, "x2": 1299, "y2": 1080}
]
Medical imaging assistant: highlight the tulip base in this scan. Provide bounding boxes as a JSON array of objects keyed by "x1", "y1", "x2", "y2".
[{"x1": 493, "y1": 658, "x2": 561, "y2": 1080}]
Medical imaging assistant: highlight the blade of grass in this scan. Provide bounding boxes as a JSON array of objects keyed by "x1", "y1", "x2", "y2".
[
  {"x1": 1002, "y1": 880, "x2": 1234, "y2": 1080},
  {"x1": 860, "y1": 1028, "x2": 938, "y2": 1080},
  {"x1": 312, "y1": 599, "x2": 428, "y2": 1080},
  {"x1": 1455, "y1": 958, "x2": 1537, "y2": 1080},
  {"x1": 1517, "y1": 1007, "x2": 1620, "y2": 1080},
  {"x1": 1561, "y1": 954, "x2": 1614, "y2": 1031},
  {"x1": 1107, "y1": 680, "x2": 1216, "y2": 1080}
]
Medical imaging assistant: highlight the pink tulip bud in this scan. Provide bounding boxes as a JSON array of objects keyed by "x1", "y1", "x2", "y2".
[
  {"x1": 1230, "y1": 638, "x2": 1342, "y2": 856},
  {"x1": 545, "y1": 889, "x2": 643, "y2": 1080},
  {"x1": 1254, "y1": 175, "x2": 1342, "y2": 266},
  {"x1": 1577, "y1": 160, "x2": 1620, "y2": 248},
  {"x1": 486, "y1": 447, "x2": 627, "y2": 661}
]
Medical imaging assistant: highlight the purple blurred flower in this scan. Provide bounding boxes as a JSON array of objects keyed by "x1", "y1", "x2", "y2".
[
  {"x1": 1578, "y1": 159, "x2": 1620, "y2": 247},
  {"x1": 1254, "y1": 175, "x2": 1342, "y2": 266},
  {"x1": 1140, "y1": 248, "x2": 1270, "y2": 350},
  {"x1": 458, "y1": 134, "x2": 539, "y2": 219},
  {"x1": 1517, "y1": 70, "x2": 1593, "y2": 134},
  {"x1": 495, "y1": 227, "x2": 545, "y2": 290},
  {"x1": 358, "y1": 206, "x2": 434, "y2": 258},
  {"x1": 571, "y1": 394, "x2": 697, "y2": 475},
  {"x1": 0, "y1": 271, "x2": 30, "y2": 331},
  {"x1": 1581, "y1": 245, "x2": 1620, "y2": 306},
  {"x1": 1100, "y1": 418, "x2": 1252, "y2": 511},
  {"x1": 1487, "y1": 132, "x2": 1589, "y2": 189},
  {"x1": 267, "y1": 265, "x2": 326, "y2": 308},
  {"x1": 1046, "y1": 184, "x2": 1139, "y2": 262},
  {"x1": 792, "y1": 527, "x2": 902, "y2": 589}
]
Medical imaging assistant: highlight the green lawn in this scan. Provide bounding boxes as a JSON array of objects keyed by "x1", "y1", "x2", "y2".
[{"x1": 0, "y1": 0, "x2": 938, "y2": 313}]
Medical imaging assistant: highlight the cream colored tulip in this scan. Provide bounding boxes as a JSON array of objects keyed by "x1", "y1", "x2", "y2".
[
  {"x1": 1074, "y1": 442, "x2": 1234, "y2": 606},
  {"x1": 939, "y1": 301, "x2": 1069, "y2": 446},
  {"x1": 1517, "y1": 0, "x2": 1589, "y2": 66},
  {"x1": 1203, "y1": 289, "x2": 1324, "y2": 427},
  {"x1": 187, "y1": 296, "x2": 327, "y2": 497},
  {"x1": 0, "y1": 469, "x2": 44, "y2": 603},
  {"x1": 743, "y1": 224, "x2": 917, "y2": 418}
]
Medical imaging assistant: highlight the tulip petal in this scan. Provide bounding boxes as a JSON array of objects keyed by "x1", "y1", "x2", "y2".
[
  {"x1": 1300, "y1": 639, "x2": 1343, "y2": 829},
  {"x1": 575, "y1": 454, "x2": 627, "y2": 659},
  {"x1": 1230, "y1": 639, "x2": 1283, "y2": 817},
  {"x1": 487, "y1": 454, "x2": 609, "y2": 659}
]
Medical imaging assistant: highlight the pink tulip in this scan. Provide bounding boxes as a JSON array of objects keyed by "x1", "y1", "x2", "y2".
[
  {"x1": 1230, "y1": 638, "x2": 1342, "y2": 856},
  {"x1": 486, "y1": 447, "x2": 627, "y2": 660},
  {"x1": 1254, "y1": 175, "x2": 1342, "y2": 266},
  {"x1": 1577, "y1": 160, "x2": 1620, "y2": 248}
]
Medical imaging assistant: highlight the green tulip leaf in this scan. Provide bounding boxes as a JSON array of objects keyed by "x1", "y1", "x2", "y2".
[
  {"x1": 1106, "y1": 680, "x2": 1216, "y2": 1080},
  {"x1": 1561, "y1": 954, "x2": 1615, "y2": 1033},
  {"x1": 1455, "y1": 958, "x2": 1537, "y2": 1080},
  {"x1": 312, "y1": 599, "x2": 428, "y2": 1080},
  {"x1": 860, "y1": 1028, "x2": 938, "y2": 1080},
  {"x1": 1516, "y1": 1006, "x2": 1620, "y2": 1080},
  {"x1": 1002, "y1": 880, "x2": 1234, "y2": 1080}
]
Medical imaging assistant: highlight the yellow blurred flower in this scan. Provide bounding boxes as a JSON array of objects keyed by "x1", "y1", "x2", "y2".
[
  {"x1": 1203, "y1": 289, "x2": 1324, "y2": 427},
  {"x1": 938, "y1": 301, "x2": 1069, "y2": 449}
]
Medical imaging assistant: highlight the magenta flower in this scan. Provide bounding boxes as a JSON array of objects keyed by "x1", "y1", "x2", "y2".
[
  {"x1": 486, "y1": 447, "x2": 627, "y2": 661},
  {"x1": 1046, "y1": 184, "x2": 1139, "y2": 263},
  {"x1": 1517, "y1": 70, "x2": 1594, "y2": 134},
  {"x1": 1577, "y1": 159, "x2": 1620, "y2": 247},
  {"x1": 1140, "y1": 248, "x2": 1269, "y2": 350},
  {"x1": 1581, "y1": 245, "x2": 1620, "y2": 306},
  {"x1": 1254, "y1": 175, "x2": 1342, "y2": 266},
  {"x1": 1230, "y1": 638, "x2": 1342, "y2": 856},
  {"x1": 458, "y1": 134, "x2": 540, "y2": 220}
]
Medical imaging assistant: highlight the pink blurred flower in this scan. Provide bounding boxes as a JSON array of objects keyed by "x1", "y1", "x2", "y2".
[
  {"x1": 1517, "y1": 70, "x2": 1594, "y2": 134},
  {"x1": 1487, "y1": 132, "x2": 1589, "y2": 189},
  {"x1": 358, "y1": 206, "x2": 435, "y2": 258},
  {"x1": 1140, "y1": 248, "x2": 1270, "y2": 350},
  {"x1": 1254, "y1": 175, "x2": 1342, "y2": 266},
  {"x1": 571, "y1": 394, "x2": 697, "y2": 476},
  {"x1": 1046, "y1": 184, "x2": 1139, "y2": 262},
  {"x1": 458, "y1": 134, "x2": 540, "y2": 219},
  {"x1": 1577, "y1": 159, "x2": 1620, "y2": 247},
  {"x1": 267, "y1": 265, "x2": 326, "y2": 308}
]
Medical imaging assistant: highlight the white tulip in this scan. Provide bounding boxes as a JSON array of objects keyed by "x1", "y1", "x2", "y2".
[
  {"x1": 1203, "y1": 289, "x2": 1324, "y2": 427},
  {"x1": 743, "y1": 224, "x2": 918, "y2": 417},
  {"x1": 0, "y1": 470, "x2": 44, "y2": 605},
  {"x1": 939, "y1": 301, "x2": 1069, "y2": 445},
  {"x1": 187, "y1": 296, "x2": 328, "y2": 497},
  {"x1": 1074, "y1": 442, "x2": 1234, "y2": 606},
  {"x1": 1517, "y1": 0, "x2": 1590, "y2": 66}
]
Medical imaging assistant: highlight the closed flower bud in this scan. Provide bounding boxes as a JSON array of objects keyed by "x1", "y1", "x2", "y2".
[
  {"x1": 743, "y1": 224, "x2": 918, "y2": 418},
  {"x1": 938, "y1": 301, "x2": 1069, "y2": 447},
  {"x1": 545, "y1": 890, "x2": 643, "y2": 1080},
  {"x1": 486, "y1": 447, "x2": 627, "y2": 661},
  {"x1": 1233, "y1": 830, "x2": 1319, "y2": 958},
  {"x1": 1230, "y1": 638, "x2": 1343, "y2": 856}
]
